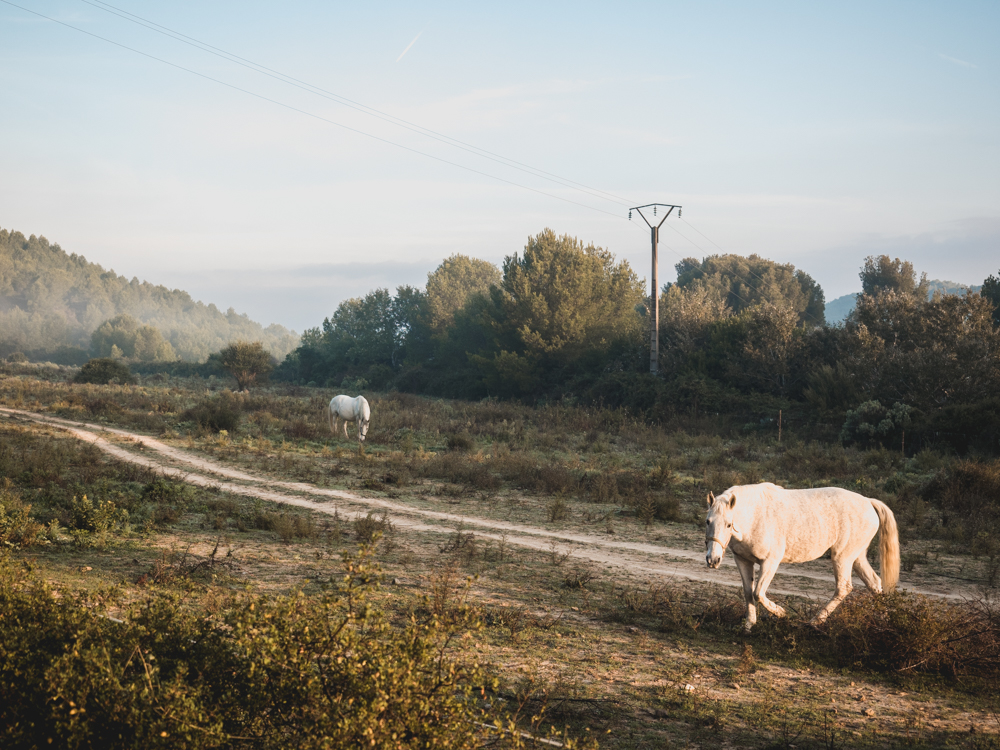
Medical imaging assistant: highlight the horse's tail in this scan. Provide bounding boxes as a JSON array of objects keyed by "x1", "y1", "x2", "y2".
[
  {"x1": 327, "y1": 402, "x2": 335, "y2": 434},
  {"x1": 871, "y1": 499, "x2": 900, "y2": 591}
]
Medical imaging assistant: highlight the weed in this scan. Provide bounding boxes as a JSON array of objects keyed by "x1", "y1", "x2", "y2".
[
  {"x1": 353, "y1": 511, "x2": 393, "y2": 543},
  {"x1": 439, "y1": 524, "x2": 478, "y2": 563},
  {"x1": 562, "y1": 568, "x2": 597, "y2": 589},
  {"x1": 547, "y1": 496, "x2": 569, "y2": 523}
]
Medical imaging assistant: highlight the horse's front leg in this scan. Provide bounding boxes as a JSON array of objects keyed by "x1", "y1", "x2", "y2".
[
  {"x1": 754, "y1": 555, "x2": 787, "y2": 619},
  {"x1": 734, "y1": 553, "x2": 757, "y2": 631}
]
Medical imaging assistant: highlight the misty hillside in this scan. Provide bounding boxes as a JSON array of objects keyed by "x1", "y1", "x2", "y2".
[
  {"x1": 825, "y1": 279, "x2": 985, "y2": 324},
  {"x1": 0, "y1": 227, "x2": 299, "y2": 363}
]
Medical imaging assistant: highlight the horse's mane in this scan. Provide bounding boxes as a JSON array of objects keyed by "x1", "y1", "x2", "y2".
[{"x1": 723, "y1": 482, "x2": 784, "y2": 504}]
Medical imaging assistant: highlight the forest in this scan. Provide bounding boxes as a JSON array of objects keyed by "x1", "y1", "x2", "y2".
[
  {"x1": 0, "y1": 228, "x2": 299, "y2": 363},
  {"x1": 279, "y1": 228, "x2": 1000, "y2": 457}
]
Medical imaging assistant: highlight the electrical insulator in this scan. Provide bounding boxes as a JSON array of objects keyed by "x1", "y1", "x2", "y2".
[
  {"x1": 629, "y1": 210, "x2": 632, "y2": 219},
  {"x1": 678, "y1": 208, "x2": 682, "y2": 218},
  {"x1": 654, "y1": 206, "x2": 657, "y2": 216}
]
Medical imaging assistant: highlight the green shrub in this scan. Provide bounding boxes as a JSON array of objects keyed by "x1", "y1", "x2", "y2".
[
  {"x1": 0, "y1": 548, "x2": 568, "y2": 749},
  {"x1": 0, "y1": 480, "x2": 44, "y2": 548},
  {"x1": 840, "y1": 400, "x2": 911, "y2": 449},
  {"x1": 182, "y1": 391, "x2": 243, "y2": 433},
  {"x1": 69, "y1": 494, "x2": 127, "y2": 534},
  {"x1": 73, "y1": 358, "x2": 136, "y2": 386}
]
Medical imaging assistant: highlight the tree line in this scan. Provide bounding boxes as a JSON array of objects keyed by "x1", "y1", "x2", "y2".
[
  {"x1": 277, "y1": 228, "x2": 1000, "y2": 455},
  {"x1": 0, "y1": 228, "x2": 299, "y2": 363}
]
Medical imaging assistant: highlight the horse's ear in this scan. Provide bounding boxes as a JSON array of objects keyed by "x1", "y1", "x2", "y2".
[
  {"x1": 728, "y1": 493, "x2": 737, "y2": 509},
  {"x1": 706, "y1": 491, "x2": 715, "y2": 508}
]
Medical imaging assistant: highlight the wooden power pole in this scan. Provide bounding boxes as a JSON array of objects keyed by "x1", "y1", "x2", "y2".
[{"x1": 630, "y1": 203, "x2": 681, "y2": 375}]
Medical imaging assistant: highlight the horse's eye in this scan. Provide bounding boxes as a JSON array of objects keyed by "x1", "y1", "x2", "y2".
[{"x1": 727, "y1": 523, "x2": 732, "y2": 528}]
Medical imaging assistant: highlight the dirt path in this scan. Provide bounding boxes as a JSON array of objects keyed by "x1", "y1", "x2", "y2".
[{"x1": 1, "y1": 407, "x2": 976, "y2": 606}]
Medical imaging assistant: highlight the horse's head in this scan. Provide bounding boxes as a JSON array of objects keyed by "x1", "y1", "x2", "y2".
[
  {"x1": 358, "y1": 397, "x2": 371, "y2": 442},
  {"x1": 705, "y1": 490, "x2": 744, "y2": 569}
]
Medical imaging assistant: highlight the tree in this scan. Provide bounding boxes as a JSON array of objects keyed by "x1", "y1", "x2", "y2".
[
  {"x1": 0, "y1": 225, "x2": 299, "y2": 363},
  {"x1": 859, "y1": 255, "x2": 929, "y2": 300},
  {"x1": 471, "y1": 229, "x2": 645, "y2": 394},
  {"x1": 218, "y1": 341, "x2": 274, "y2": 391},
  {"x1": 847, "y1": 289, "x2": 1000, "y2": 410},
  {"x1": 981, "y1": 271, "x2": 1000, "y2": 326},
  {"x1": 424, "y1": 255, "x2": 500, "y2": 337},
  {"x1": 73, "y1": 358, "x2": 136, "y2": 385},
  {"x1": 706, "y1": 301, "x2": 803, "y2": 396},
  {"x1": 673, "y1": 254, "x2": 825, "y2": 326},
  {"x1": 658, "y1": 284, "x2": 729, "y2": 373},
  {"x1": 90, "y1": 315, "x2": 176, "y2": 362}
]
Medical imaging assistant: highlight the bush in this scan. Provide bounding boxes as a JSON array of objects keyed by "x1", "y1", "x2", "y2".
[
  {"x1": 0, "y1": 548, "x2": 564, "y2": 749},
  {"x1": 840, "y1": 400, "x2": 912, "y2": 449},
  {"x1": 73, "y1": 358, "x2": 136, "y2": 386},
  {"x1": 0, "y1": 480, "x2": 44, "y2": 548},
  {"x1": 825, "y1": 591, "x2": 1000, "y2": 677},
  {"x1": 182, "y1": 391, "x2": 243, "y2": 433},
  {"x1": 217, "y1": 340, "x2": 274, "y2": 391}
]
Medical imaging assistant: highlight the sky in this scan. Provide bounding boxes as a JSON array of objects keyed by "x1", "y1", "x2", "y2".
[{"x1": 2, "y1": 0, "x2": 998, "y2": 332}]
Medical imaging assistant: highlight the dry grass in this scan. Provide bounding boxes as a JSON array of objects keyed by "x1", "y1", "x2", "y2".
[{"x1": 4, "y1": 365, "x2": 1000, "y2": 747}]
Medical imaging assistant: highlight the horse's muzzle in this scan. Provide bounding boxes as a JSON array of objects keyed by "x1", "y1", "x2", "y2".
[{"x1": 706, "y1": 542, "x2": 725, "y2": 569}]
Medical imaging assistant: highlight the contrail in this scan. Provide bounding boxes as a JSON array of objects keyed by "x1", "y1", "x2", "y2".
[{"x1": 396, "y1": 31, "x2": 422, "y2": 62}]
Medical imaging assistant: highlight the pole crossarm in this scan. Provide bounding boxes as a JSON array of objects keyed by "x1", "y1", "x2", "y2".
[
  {"x1": 629, "y1": 203, "x2": 682, "y2": 376},
  {"x1": 630, "y1": 203, "x2": 681, "y2": 230}
]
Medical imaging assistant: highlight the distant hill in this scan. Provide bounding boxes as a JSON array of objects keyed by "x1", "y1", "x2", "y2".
[
  {"x1": 0, "y1": 227, "x2": 299, "y2": 363},
  {"x1": 824, "y1": 280, "x2": 984, "y2": 325}
]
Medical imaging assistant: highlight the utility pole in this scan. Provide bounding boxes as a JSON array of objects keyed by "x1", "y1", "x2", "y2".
[{"x1": 630, "y1": 203, "x2": 681, "y2": 375}]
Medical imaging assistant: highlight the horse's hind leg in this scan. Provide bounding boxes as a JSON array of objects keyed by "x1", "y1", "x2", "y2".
[
  {"x1": 853, "y1": 553, "x2": 882, "y2": 593},
  {"x1": 813, "y1": 556, "x2": 854, "y2": 624}
]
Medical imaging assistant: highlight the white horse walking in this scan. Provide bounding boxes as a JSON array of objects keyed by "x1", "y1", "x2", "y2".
[
  {"x1": 328, "y1": 395, "x2": 371, "y2": 443},
  {"x1": 705, "y1": 482, "x2": 899, "y2": 631}
]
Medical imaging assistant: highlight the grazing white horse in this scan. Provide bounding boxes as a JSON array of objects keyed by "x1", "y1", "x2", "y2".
[
  {"x1": 328, "y1": 395, "x2": 371, "y2": 443},
  {"x1": 705, "y1": 482, "x2": 899, "y2": 631}
]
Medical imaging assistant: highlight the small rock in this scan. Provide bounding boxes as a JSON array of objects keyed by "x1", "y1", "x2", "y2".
[
  {"x1": 392, "y1": 578, "x2": 402, "y2": 585},
  {"x1": 864, "y1": 708, "x2": 876, "y2": 718},
  {"x1": 571, "y1": 606, "x2": 579, "y2": 611},
  {"x1": 683, "y1": 684, "x2": 695, "y2": 692},
  {"x1": 730, "y1": 683, "x2": 741, "y2": 690},
  {"x1": 80, "y1": 566, "x2": 92, "y2": 573},
  {"x1": 627, "y1": 626, "x2": 639, "y2": 633}
]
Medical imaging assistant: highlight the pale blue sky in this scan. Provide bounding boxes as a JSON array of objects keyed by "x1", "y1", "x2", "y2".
[{"x1": 2, "y1": 0, "x2": 997, "y2": 331}]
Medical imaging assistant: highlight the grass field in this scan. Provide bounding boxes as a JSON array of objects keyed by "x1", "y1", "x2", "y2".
[{"x1": 2, "y1": 362, "x2": 1000, "y2": 748}]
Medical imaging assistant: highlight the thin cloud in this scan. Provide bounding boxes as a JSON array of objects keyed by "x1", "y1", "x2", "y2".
[
  {"x1": 938, "y1": 53, "x2": 977, "y2": 69},
  {"x1": 396, "y1": 31, "x2": 423, "y2": 62}
]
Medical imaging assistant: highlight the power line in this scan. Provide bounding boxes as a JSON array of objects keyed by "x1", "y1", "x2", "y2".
[
  {"x1": 76, "y1": 0, "x2": 641, "y2": 210},
  {"x1": 11, "y1": 0, "x2": 807, "y2": 321},
  {"x1": 1, "y1": 0, "x2": 634, "y2": 222}
]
